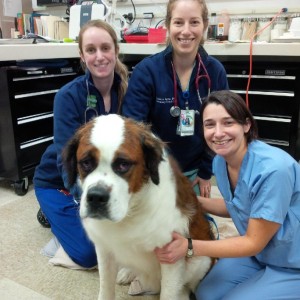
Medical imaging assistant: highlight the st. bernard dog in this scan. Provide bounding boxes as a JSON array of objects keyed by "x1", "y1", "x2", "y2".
[{"x1": 63, "y1": 114, "x2": 214, "y2": 300}]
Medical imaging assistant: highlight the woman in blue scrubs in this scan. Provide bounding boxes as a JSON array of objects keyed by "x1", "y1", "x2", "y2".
[{"x1": 155, "y1": 90, "x2": 300, "y2": 299}]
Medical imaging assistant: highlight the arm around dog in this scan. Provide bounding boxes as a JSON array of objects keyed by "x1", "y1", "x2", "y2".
[
  {"x1": 197, "y1": 196, "x2": 230, "y2": 218},
  {"x1": 155, "y1": 218, "x2": 280, "y2": 264}
]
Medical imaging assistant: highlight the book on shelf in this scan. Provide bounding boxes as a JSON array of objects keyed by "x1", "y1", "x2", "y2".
[
  {"x1": 16, "y1": 13, "x2": 25, "y2": 36},
  {"x1": 54, "y1": 20, "x2": 69, "y2": 40},
  {"x1": 15, "y1": 12, "x2": 69, "y2": 41},
  {"x1": 16, "y1": 12, "x2": 48, "y2": 36},
  {"x1": 40, "y1": 15, "x2": 62, "y2": 39}
]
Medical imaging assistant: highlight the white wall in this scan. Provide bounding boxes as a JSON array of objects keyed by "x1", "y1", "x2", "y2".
[
  {"x1": 34, "y1": 0, "x2": 300, "y2": 14},
  {"x1": 30, "y1": 0, "x2": 299, "y2": 40},
  {"x1": 37, "y1": 0, "x2": 300, "y2": 23},
  {"x1": 205, "y1": 0, "x2": 299, "y2": 14}
]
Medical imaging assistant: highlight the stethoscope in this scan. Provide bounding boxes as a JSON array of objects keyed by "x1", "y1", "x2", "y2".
[
  {"x1": 170, "y1": 53, "x2": 211, "y2": 117},
  {"x1": 85, "y1": 79, "x2": 98, "y2": 123}
]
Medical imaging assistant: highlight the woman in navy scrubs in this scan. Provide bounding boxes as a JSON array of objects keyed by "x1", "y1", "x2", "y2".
[{"x1": 34, "y1": 20, "x2": 128, "y2": 269}]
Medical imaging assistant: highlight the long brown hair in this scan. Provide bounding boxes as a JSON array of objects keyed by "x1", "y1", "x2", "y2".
[
  {"x1": 78, "y1": 20, "x2": 128, "y2": 112},
  {"x1": 165, "y1": 0, "x2": 209, "y2": 46}
]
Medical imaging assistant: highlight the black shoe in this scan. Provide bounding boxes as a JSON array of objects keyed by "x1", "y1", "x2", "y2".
[{"x1": 37, "y1": 208, "x2": 51, "y2": 228}]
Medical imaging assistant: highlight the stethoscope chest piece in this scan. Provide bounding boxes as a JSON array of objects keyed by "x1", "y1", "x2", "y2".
[{"x1": 170, "y1": 105, "x2": 181, "y2": 117}]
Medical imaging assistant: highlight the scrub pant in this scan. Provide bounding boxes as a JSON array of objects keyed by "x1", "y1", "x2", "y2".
[
  {"x1": 35, "y1": 187, "x2": 97, "y2": 268},
  {"x1": 196, "y1": 256, "x2": 300, "y2": 300},
  {"x1": 184, "y1": 169, "x2": 200, "y2": 196}
]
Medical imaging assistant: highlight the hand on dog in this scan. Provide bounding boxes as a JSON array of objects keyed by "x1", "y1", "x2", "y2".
[{"x1": 154, "y1": 232, "x2": 188, "y2": 264}]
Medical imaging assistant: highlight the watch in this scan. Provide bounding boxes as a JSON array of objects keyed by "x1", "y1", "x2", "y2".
[{"x1": 186, "y1": 237, "x2": 194, "y2": 258}]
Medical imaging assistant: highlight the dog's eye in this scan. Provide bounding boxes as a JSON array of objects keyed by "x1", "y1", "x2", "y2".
[
  {"x1": 112, "y1": 159, "x2": 133, "y2": 175},
  {"x1": 79, "y1": 157, "x2": 96, "y2": 174}
]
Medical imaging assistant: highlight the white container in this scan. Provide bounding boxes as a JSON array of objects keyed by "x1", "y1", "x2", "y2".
[
  {"x1": 271, "y1": 17, "x2": 288, "y2": 42},
  {"x1": 228, "y1": 18, "x2": 242, "y2": 42},
  {"x1": 273, "y1": 17, "x2": 288, "y2": 31},
  {"x1": 289, "y1": 17, "x2": 300, "y2": 37},
  {"x1": 289, "y1": 17, "x2": 300, "y2": 31},
  {"x1": 256, "y1": 17, "x2": 271, "y2": 42},
  {"x1": 241, "y1": 17, "x2": 257, "y2": 41},
  {"x1": 270, "y1": 28, "x2": 285, "y2": 41},
  {"x1": 291, "y1": 30, "x2": 300, "y2": 37}
]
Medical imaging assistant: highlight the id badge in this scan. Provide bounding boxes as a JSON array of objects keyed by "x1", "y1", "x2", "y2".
[{"x1": 176, "y1": 110, "x2": 195, "y2": 136}]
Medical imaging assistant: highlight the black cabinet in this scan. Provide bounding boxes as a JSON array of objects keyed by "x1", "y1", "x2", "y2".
[
  {"x1": 217, "y1": 57, "x2": 300, "y2": 161},
  {"x1": 0, "y1": 59, "x2": 82, "y2": 194}
]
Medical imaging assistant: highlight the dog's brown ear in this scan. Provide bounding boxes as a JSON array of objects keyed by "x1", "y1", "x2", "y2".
[
  {"x1": 141, "y1": 133, "x2": 164, "y2": 185},
  {"x1": 62, "y1": 134, "x2": 80, "y2": 187}
]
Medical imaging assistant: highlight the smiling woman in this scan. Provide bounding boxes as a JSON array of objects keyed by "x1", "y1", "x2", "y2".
[
  {"x1": 202, "y1": 91, "x2": 257, "y2": 165},
  {"x1": 122, "y1": 0, "x2": 229, "y2": 199},
  {"x1": 33, "y1": 19, "x2": 128, "y2": 270},
  {"x1": 78, "y1": 20, "x2": 128, "y2": 113},
  {"x1": 154, "y1": 90, "x2": 300, "y2": 300},
  {"x1": 193, "y1": 90, "x2": 300, "y2": 299}
]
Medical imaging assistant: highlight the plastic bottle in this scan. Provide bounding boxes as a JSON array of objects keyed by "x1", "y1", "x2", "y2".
[
  {"x1": 217, "y1": 13, "x2": 230, "y2": 41},
  {"x1": 207, "y1": 13, "x2": 217, "y2": 40}
]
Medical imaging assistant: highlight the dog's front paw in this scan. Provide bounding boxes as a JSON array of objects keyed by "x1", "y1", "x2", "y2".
[
  {"x1": 128, "y1": 279, "x2": 160, "y2": 296},
  {"x1": 117, "y1": 268, "x2": 136, "y2": 285}
]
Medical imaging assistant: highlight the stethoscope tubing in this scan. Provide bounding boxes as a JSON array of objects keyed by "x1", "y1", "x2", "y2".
[{"x1": 171, "y1": 53, "x2": 211, "y2": 109}]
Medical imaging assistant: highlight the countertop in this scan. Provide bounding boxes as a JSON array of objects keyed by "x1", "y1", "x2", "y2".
[{"x1": 0, "y1": 42, "x2": 300, "y2": 61}]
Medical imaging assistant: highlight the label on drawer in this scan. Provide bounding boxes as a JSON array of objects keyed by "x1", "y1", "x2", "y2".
[{"x1": 265, "y1": 69, "x2": 286, "y2": 76}]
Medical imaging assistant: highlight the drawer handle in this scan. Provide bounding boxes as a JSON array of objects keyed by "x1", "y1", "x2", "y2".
[
  {"x1": 15, "y1": 89, "x2": 59, "y2": 99},
  {"x1": 260, "y1": 138, "x2": 289, "y2": 147},
  {"x1": 231, "y1": 89, "x2": 294, "y2": 97},
  {"x1": 227, "y1": 74, "x2": 296, "y2": 80},
  {"x1": 20, "y1": 136, "x2": 53, "y2": 149},
  {"x1": 18, "y1": 113, "x2": 53, "y2": 125},
  {"x1": 254, "y1": 116, "x2": 291, "y2": 123},
  {"x1": 13, "y1": 72, "x2": 77, "y2": 81}
]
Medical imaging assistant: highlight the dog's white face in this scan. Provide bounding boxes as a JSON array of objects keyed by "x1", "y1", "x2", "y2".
[
  {"x1": 63, "y1": 114, "x2": 164, "y2": 223},
  {"x1": 79, "y1": 115, "x2": 130, "y2": 222}
]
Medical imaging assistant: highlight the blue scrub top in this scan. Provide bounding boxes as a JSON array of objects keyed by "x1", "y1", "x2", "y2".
[{"x1": 213, "y1": 140, "x2": 300, "y2": 269}]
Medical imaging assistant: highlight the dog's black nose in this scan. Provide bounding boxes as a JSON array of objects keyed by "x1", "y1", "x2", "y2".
[{"x1": 86, "y1": 186, "x2": 109, "y2": 206}]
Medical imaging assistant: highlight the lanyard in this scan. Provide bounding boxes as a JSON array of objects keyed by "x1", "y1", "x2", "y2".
[
  {"x1": 170, "y1": 54, "x2": 211, "y2": 117},
  {"x1": 85, "y1": 79, "x2": 98, "y2": 123}
]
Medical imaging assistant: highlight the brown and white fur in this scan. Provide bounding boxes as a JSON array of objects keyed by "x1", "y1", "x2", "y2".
[{"x1": 63, "y1": 114, "x2": 214, "y2": 300}]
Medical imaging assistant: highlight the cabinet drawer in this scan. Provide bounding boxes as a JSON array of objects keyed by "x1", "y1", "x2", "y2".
[
  {"x1": 17, "y1": 115, "x2": 53, "y2": 143},
  {"x1": 11, "y1": 72, "x2": 78, "y2": 94},
  {"x1": 223, "y1": 62, "x2": 298, "y2": 77},
  {"x1": 255, "y1": 117, "x2": 291, "y2": 143},
  {"x1": 19, "y1": 137, "x2": 53, "y2": 171},
  {"x1": 232, "y1": 91, "x2": 295, "y2": 117},
  {"x1": 227, "y1": 74, "x2": 296, "y2": 92},
  {"x1": 13, "y1": 93, "x2": 55, "y2": 118}
]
